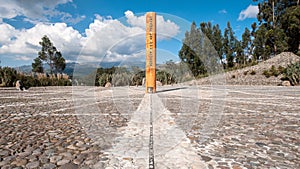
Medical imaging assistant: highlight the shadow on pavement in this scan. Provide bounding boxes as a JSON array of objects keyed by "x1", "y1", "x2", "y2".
[{"x1": 156, "y1": 87, "x2": 187, "y2": 93}]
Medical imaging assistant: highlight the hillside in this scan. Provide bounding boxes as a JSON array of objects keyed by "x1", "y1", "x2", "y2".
[{"x1": 196, "y1": 52, "x2": 300, "y2": 86}]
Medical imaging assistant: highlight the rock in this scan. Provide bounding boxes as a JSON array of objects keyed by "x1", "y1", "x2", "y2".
[
  {"x1": 75, "y1": 141, "x2": 84, "y2": 147},
  {"x1": 0, "y1": 160, "x2": 9, "y2": 167},
  {"x1": 50, "y1": 155, "x2": 62, "y2": 163},
  {"x1": 42, "y1": 163, "x2": 57, "y2": 169},
  {"x1": 59, "y1": 152, "x2": 73, "y2": 160},
  {"x1": 11, "y1": 159, "x2": 27, "y2": 166},
  {"x1": 0, "y1": 150, "x2": 9, "y2": 156},
  {"x1": 32, "y1": 149, "x2": 42, "y2": 156},
  {"x1": 105, "y1": 82, "x2": 112, "y2": 88},
  {"x1": 25, "y1": 161, "x2": 40, "y2": 169},
  {"x1": 17, "y1": 150, "x2": 31, "y2": 157},
  {"x1": 39, "y1": 156, "x2": 50, "y2": 163},
  {"x1": 15, "y1": 80, "x2": 21, "y2": 90},
  {"x1": 156, "y1": 81, "x2": 162, "y2": 86},
  {"x1": 58, "y1": 163, "x2": 78, "y2": 169},
  {"x1": 282, "y1": 80, "x2": 291, "y2": 86},
  {"x1": 57, "y1": 159, "x2": 70, "y2": 166},
  {"x1": 73, "y1": 154, "x2": 87, "y2": 165},
  {"x1": 201, "y1": 155, "x2": 212, "y2": 162},
  {"x1": 255, "y1": 142, "x2": 267, "y2": 147},
  {"x1": 84, "y1": 159, "x2": 96, "y2": 165},
  {"x1": 232, "y1": 166, "x2": 243, "y2": 169},
  {"x1": 189, "y1": 80, "x2": 197, "y2": 86},
  {"x1": 44, "y1": 149, "x2": 55, "y2": 156},
  {"x1": 67, "y1": 144, "x2": 78, "y2": 150},
  {"x1": 12, "y1": 167, "x2": 23, "y2": 169}
]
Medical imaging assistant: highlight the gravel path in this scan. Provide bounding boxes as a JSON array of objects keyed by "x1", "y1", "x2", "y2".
[{"x1": 0, "y1": 85, "x2": 299, "y2": 168}]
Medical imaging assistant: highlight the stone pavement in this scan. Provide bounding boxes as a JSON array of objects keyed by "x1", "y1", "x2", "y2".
[
  {"x1": 0, "y1": 85, "x2": 299, "y2": 168},
  {"x1": 100, "y1": 93, "x2": 205, "y2": 168}
]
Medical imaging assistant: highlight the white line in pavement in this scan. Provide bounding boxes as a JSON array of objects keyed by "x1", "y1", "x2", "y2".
[
  {"x1": 100, "y1": 94, "x2": 206, "y2": 168},
  {"x1": 227, "y1": 89, "x2": 299, "y2": 99}
]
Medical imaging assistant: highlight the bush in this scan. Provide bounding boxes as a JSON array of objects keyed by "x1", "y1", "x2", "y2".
[
  {"x1": 98, "y1": 73, "x2": 112, "y2": 87},
  {"x1": 263, "y1": 70, "x2": 271, "y2": 78},
  {"x1": 270, "y1": 65, "x2": 279, "y2": 77},
  {"x1": 283, "y1": 61, "x2": 300, "y2": 86},
  {"x1": 278, "y1": 66, "x2": 286, "y2": 74},
  {"x1": 0, "y1": 67, "x2": 17, "y2": 87},
  {"x1": 263, "y1": 65, "x2": 286, "y2": 78},
  {"x1": 17, "y1": 74, "x2": 40, "y2": 88}
]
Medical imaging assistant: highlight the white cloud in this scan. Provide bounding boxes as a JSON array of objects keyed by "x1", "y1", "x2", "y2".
[
  {"x1": 0, "y1": 23, "x2": 18, "y2": 45},
  {"x1": 0, "y1": 0, "x2": 82, "y2": 24},
  {"x1": 80, "y1": 14, "x2": 145, "y2": 63},
  {"x1": 0, "y1": 22, "x2": 83, "y2": 62},
  {"x1": 125, "y1": 10, "x2": 180, "y2": 39},
  {"x1": 238, "y1": 5, "x2": 259, "y2": 21},
  {"x1": 218, "y1": 9, "x2": 227, "y2": 14},
  {"x1": 79, "y1": 11, "x2": 180, "y2": 63},
  {"x1": 0, "y1": 11, "x2": 180, "y2": 65}
]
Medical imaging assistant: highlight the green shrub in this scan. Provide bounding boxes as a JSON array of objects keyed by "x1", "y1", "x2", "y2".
[
  {"x1": 263, "y1": 70, "x2": 271, "y2": 78},
  {"x1": 283, "y1": 61, "x2": 300, "y2": 86},
  {"x1": 0, "y1": 67, "x2": 17, "y2": 87},
  {"x1": 278, "y1": 66, "x2": 286, "y2": 74},
  {"x1": 270, "y1": 65, "x2": 279, "y2": 77},
  {"x1": 263, "y1": 65, "x2": 286, "y2": 78}
]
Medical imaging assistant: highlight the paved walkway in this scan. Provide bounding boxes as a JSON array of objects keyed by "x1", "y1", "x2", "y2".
[{"x1": 100, "y1": 93, "x2": 205, "y2": 168}]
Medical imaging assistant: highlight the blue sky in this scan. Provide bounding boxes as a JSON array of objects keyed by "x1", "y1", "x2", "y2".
[{"x1": 0, "y1": 0, "x2": 259, "y2": 67}]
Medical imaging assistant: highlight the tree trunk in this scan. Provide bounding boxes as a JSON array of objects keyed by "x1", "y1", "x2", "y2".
[{"x1": 272, "y1": 1, "x2": 277, "y2": 55}]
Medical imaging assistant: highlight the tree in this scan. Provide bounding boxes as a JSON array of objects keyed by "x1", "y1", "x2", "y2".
[
  {"x1": 254, "y1": 0, "x2": 298, "y2": 54},
  {"x1": 53, "y1": 52, "x2": 66, "y2": 73},
  {"x1": 37, "y1": 35, "x2": 66, "y2": 74},
  {"x1": 212, "y1": 24, "x2": 224, "y2": 66},
  {"x1": 223, "y1": 22, "x2": 236, "y2": 68},
  {"x1": 235, "y1": 40, "x2": 244, "y2": 65},
  {"x1": 253, "y1": 24, "x2": 268, "y2": 60},
  {"x1": 179, "y1": 22, "x2": 207, "y2": 77},
  {"x1": 281, "y1": 5, "x2": 300, "y2": 53},
  {"x1": 242, "y1": 28, "x2": 252, "y2": 64},
  {"x1": 32, "y1": 57, "x2": 44, "y2": 73},
  {"x1": 200, "y1": 22, "x2": 213, "y2": 42},
  {"x1": 200, "y1": 22, "x2": 224, "y2": 66}
]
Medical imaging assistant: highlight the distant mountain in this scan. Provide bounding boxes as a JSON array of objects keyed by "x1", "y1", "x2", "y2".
[{"x1": 15, "y1": 61, "x2": 146, "y2": 76}]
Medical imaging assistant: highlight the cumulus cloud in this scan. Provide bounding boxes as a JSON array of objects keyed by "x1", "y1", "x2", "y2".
[
  {"x1": 238, "y1": 5, "x2": 259, "y2": 21},
  {"x1": 0, "y1": 23, "x2": 18, "y2": 45},
  {"x1": 0, "y1": 10, "x2": 180, "y2": 65},
  {"x1": 79, "y1": 11, "x2": 180, "y2": 63},
  {"x1": 125, "y1": 10, "x2": 180, "y2": 40},
  {"x1": 0, "y1": 22, "x2": 83, "y2": 62}
]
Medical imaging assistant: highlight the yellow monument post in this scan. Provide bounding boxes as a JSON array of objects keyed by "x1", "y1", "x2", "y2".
[{"x1": 146, "y1": 12, "x2": 156, "y2": 93}]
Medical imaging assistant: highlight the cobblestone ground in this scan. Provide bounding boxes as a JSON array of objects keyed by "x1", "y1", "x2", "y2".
[{"x1": 0, "y1": 85, "x2": 299, "y2": 168}]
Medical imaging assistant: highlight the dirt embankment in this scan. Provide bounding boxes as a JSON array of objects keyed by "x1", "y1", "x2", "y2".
[{"x1": 196, "y1": 52, "x2": 300, "y2": 86}]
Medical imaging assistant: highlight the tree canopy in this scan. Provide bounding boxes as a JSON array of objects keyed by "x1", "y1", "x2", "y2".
[
  {"x1": 32, "y1": 35, "x2": 66, "y2": 74},
  {"x1": 179, "y1": 0, "x2": 299, "y2": 77}
]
